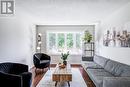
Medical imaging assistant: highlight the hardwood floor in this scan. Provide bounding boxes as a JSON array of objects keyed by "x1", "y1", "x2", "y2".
[
  {"x1": 31, "y1": 64, "x2": 95, "y2": 87},
  {"x1": 79, "y1": 66, "x2": 96, "y2": 87}
]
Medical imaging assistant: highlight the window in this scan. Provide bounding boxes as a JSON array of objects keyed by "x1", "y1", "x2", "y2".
[
  {"x1": 47, "y1": 32, "x2": 82, "y2": 55},
  {"x1": 49, "y1": 33, "x2": 56, "y2": 50},
  {"x1": 76, "y1": 33, "x2": 81, "y2": 48},
  {"x1": 67, "y1": 33, "x2": 73, "y2": 48},
  {"x1": 58, "y1": 33, "x2": 65, "y2": 48}
]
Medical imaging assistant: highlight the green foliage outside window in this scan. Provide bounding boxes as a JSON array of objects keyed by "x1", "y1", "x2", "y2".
[
  {"x1": 58, "y1": 33, "x2": 65, "y2": 48},
  {"x1": 67, "y1": 33, "x2": 73, "y2": 48}
]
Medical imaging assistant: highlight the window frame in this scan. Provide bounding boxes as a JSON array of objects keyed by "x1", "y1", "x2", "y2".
[{"x1": 46, "y1": 31, "x2": 82, "y2": 55}]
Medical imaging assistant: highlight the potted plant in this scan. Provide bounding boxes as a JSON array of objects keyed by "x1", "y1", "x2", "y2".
[
  {"x1": 61, "y1": 51, "x2": 69, "y2": 65},
  {"x1": 83, "y1": 30, "x2": 92, "y2": 43}
]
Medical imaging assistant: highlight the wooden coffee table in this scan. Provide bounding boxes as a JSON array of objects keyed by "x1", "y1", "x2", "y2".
[{"x1": 52, "y1": 64, "x2": 72, "y2": 87}]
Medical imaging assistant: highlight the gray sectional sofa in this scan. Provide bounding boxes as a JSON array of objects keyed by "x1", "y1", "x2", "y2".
[{"x1": 82, "y1": 55, "x2": 130, "y2": 87}]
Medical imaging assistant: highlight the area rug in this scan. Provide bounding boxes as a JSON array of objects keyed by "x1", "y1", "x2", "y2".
[{"x1": 36, "y1": 68, "x2": 87, "y2": 87}]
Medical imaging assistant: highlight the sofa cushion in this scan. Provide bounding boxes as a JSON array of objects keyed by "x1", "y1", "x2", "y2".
[
  {"x1": 87, "y1": 69, "x2": 113, "y2": 87},
  {"x1": 104, "y1": 60, "x2": 119, "y2": 75},
  {"x1": 82, "y1": 61, "x2": 103, "y2": 69},
  {"x1": 112, "y1": 62, "x2": 130, "y2": 76},
  {"x1": 103, "y1": 77, "x2": 130, "y2": 87},
  {"x1": 104, "y1": 59, "x2": 130, "y2": 76},
  {"x1": 94, "y1": 55, "x2": 109, "y2": 68},
  {"x1": 120, "y1": 65, "x2": 130, "y2": 77}
]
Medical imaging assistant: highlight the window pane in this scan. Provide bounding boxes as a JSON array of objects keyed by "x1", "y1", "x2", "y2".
[
  {"x1": 76, "y1": 33, "x2": 81, "y2": 48},
  {"x1": 58, "y1": 33, "x2": 65, "y2": 48},
  {"x1": 49, "y1": 33, "x2": 56, "y2": 49},
  {"x1": 67, "y1": 33, "x2": 73, "y2": 48}
]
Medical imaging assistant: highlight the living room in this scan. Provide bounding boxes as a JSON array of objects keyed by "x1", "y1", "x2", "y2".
[{"x1": 0, "y1": 0, "x2": 130, "y2": 87}]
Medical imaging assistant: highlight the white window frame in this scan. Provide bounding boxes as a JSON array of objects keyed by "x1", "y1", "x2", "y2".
[{"x1": 46, "y1": 31, "x2": 82, "y2": 55}]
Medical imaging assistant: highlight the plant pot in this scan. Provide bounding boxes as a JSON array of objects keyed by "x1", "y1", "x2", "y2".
[
  {"x1": 87, "y1": 40, "x2": 91, "y2": 43},
  {"x1": 63, "y1": 60, "x2": 67, "y2": 65}
]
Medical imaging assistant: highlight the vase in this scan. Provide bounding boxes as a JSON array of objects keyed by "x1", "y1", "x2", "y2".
[
  {"x1": 63, "y1": 60, "x2": 67, "y2": 65},
  {"x1": 87, "y1": 40, "x2": 91, "y2": 43}
]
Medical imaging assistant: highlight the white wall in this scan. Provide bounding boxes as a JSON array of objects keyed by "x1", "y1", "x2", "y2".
[
  {"x1": 0, "y1": 6, "x2": 35, "y2": 68},
  {"x1": 96, "y1": 2, "x2": 130, "y2": 65},
  {"x1": 36, "y1": 25, "x2": 94, "y2": 64}
]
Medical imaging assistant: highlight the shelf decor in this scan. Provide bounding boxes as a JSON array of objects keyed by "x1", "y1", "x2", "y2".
[{"x1": 83, "y1": 30, "x2": 93, "y2": 43}]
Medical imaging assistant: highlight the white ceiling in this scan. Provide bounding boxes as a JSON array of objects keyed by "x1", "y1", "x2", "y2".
[{"x1": 16, "y1": 0, "x2": 130, "y2": 23}]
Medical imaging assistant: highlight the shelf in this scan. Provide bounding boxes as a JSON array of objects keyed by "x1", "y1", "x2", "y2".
[
  {"x1": 84, "y1": 42, "x2": 94, "y2": 44},
  {"x1": 82, "y1": 56, "x2": 94, "y2": 57},
  {"x1": 84, "y1": 50, "x2": 94, "y2": 51},
  {"x1": 82, "y1": 42, "x2": 94, "y2": 61},
  {"x1": 82, "y1": 56, "x2": 93, "y2": 61}
]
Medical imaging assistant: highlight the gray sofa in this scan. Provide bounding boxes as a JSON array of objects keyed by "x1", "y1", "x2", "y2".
[{"x1": 82, "y1": 55, "x2": 130, "y2": 87}]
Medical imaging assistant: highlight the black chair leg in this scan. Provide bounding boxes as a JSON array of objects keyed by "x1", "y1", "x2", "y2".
[
  {"x1": 42, "y1": 68, "x2": 44, "y2": 73},
  {"x1": 35, "y1": 68, "x2": 37, "y2": 75},
  {"x1": 49, "y1": 66, "x2": 50, "y2": 70}
]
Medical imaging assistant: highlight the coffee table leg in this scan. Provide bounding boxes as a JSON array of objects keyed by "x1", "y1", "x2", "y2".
[
  {"x1": 68, "y1": 81, "x2": 70, "y2": 87},
  {"x1": 55, "y1": 81, "x2": 58, "y2": 86}
]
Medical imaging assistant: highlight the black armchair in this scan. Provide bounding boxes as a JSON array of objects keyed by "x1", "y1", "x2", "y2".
[
  {"x1": 0, "y1": 62, "x2": 32, "y2": 87},
  {"x1": 33, "y1": 53, "x2": 51, "y2": 72}
]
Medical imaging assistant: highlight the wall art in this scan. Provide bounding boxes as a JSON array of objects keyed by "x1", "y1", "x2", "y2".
[{"x1": 103, "y1": 28, "x2": 130, "y2": 47}]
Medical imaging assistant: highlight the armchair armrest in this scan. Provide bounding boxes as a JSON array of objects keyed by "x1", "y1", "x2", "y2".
[
  {"x1": 33, "y1": 55, "x2": 40, "y2": 66},
  {"x1": 0, "y1": 71, "x2": 22, "y2": 87},
  {"x1": 20, "y1": 72, "x2": 32, "y2": 87},
  {"x1": 103, "y1": 77, "x2": 130, "y2": 87}
]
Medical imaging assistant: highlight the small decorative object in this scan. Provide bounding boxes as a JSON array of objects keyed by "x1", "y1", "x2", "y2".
[
  {"x1": 61, "y1": 51, "x2": 69, "y2": 65},
  {"x1": 37, "y1": 33, "x2": 42, "y2": 53},
  {"x1": 59, "y1": 64, "x2": 66, "y2": 69},
  {"x1": 58, "y1": 62, "x2": 61, "y2": 65},
  {"x1": 83, "y1": 30, "x2": 92, "y2": 43}
]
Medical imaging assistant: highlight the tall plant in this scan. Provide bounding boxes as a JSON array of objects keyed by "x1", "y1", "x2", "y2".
[{"x1": 83, "y1": 30, "x2": 92, "y2": 43}]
